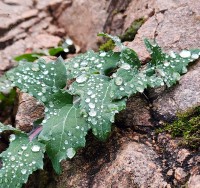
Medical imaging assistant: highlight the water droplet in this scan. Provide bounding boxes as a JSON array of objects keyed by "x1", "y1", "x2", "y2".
[
  {"x1": 89, "y1": 110, "x2": 97, "y2": 117},
  {"x1": 21, "y1": 145, "x2": 27, "y2": 150},
  {"x1": 9, "y1": 134, "x2": 16, "y2": 142},
  {"x1": 169, "y1": 51, "x2": 176, "y2": 58},
  {"x1": 88, "y1": 103, "x2": 95, "y2": 109},
  {"x1": 85, "y1": 98, "x2": 90, "y2": 103},
  {"x1": 38, "y1": 92, "x2": 42, "y2": 96},
  {"x1": 31, "y1": 145, "x2": 40, "y2": 152},
  {"x1": 65, "y1": 140, "x2": 68, "y2": 145},
  {"x1": 66, "y1": 148, "x2": 76, "y2": 159},
  {"x1": 43, "y1": 70, "x2": 48, "y2": 75},
  {"x1": 21, "y1": 169, "x2": 27, "y2": 175},
  {"x1": 76, "y1": 74, "x2": 87, "y2": 83},
  {"x1": 10, "y1": 156, "x2": 15, "y2": 161},
  {"x1": 99, "y1": 52, "x2": 106, "y2": 57},
  {"x1": 115, "y1": 77, "x2": 123, "y2": 85},
  {"x1": 31, "y1": 64, "x2": 40, "y2": 71},
  {"x1": 87, "y1": 90, "x2": 92, "y2": 95},
  {"x1": 164, "y1": 61, "x2": 170, "y2": 67},
  {"x1": 121, "y1": 63, "x2": 131, "y2": 70},
  {"x1": 41, "y1": 96, "x2": 47, "y2": 102},
  {"x1": 191, "y1": 54, "x2": 199, "y2": 59},
  {"x1": 65, "y1": 38, "x2": 73, "y2": 45},
  {"x1": 73, "y1": 63, "x2": 79, "y2": 68},
  {"x1": 180, "y1": 50, "x2": 191, "y2": 58},
  {"x1": 80, "y1": 61, "x2": 88, "y2": 67},
  {"x1": 136, "y1": 87, "x2": 144, "y2": 93}
]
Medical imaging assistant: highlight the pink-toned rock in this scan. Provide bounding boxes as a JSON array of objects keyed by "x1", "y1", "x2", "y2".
[
  {"x1": 174, "y1": 168, "x2": 188, "y2": 182},
  {"x1": 21, "y1": 9, "x2": 38, "y2": 20},
  {"x1": 116, "y1": 95, "x2": 152, "y2": 128},
  {"x1": 92, "y1": 142, "x2": 168, "y2": 188},
  {"x1": 0, "y1": 39, "x2": 26, "y2": 73},
  {"x1": 188, "y1": 175, "x2": 200, "y2": 188},
  {"x1": 56, "y1": 129, "x2": 168, "y2": 188},
  {"x1": 177, "y1": 149, "x2": 191, "y2": 164},
  {"x1": 15, "y1": 92, "x2": 44, "y2": 132},
  {"x1": 58, "y1": 0, "x2": 111, "y2": 51},
  {"x1": 26, "y1": 34, "x2": 61, "y2": 49}
]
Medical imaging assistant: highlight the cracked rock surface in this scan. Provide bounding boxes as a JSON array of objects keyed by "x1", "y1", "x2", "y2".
[{"x1": 0, "y1": 0, "x2": 200, "y2": 187}]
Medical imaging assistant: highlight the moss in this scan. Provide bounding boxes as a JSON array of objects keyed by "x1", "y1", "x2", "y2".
[
  {"x1": 99, "y1": 39, "x2": 115, "y2": 52},
  {"x1": 120, "y1": 18, "x2": 145, "y2": 42},
  {"x1": 158, "y1": 106, "x2": 200, "y2": 149}
]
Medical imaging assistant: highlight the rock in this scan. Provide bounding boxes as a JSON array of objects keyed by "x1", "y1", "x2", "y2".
[
  {"x1": 92, "y1": 142, "x2": 167, "y2": 188},
  {"x1": 174, "y1": 167, "x2": 188, "y2": 182},
  {"x1": 15, "y1": 92, "x2": 44, "y2": 132},
  {"x1": 25, "y1": 33, "x2": 61, "y2": 49},
  {"x1": 123, "y1": 0, "x2": 200, "y2": 120},
  {"x1": 57, "y1": 0, "x2": 111, "y2": 51},
  {"x1": 187, "y1": 175, "x2": 200, "y2": 188},
  {"x1": 152, "y1": 60, "x2": 200, "y2": 121},
  {"x1": 56, "y1": 129, "x2": 168, "y2": 188},
  {"x1": 0, "y1": 39, "x2": 26, "y2": 74},
  {"x1": 177, "y1": 149, "x2": 191, "y2": 164},
  {"x1": 21, "y1": 9, "x2": 38, "y2": 20},
  {"x1": 0, "y1": 1, "x2": 34, "y2": 34},
  {"x1": 116, "y1": 95, "x2": 153, "y2": 129}
]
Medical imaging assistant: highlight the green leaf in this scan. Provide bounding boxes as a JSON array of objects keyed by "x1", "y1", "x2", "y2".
[
  {"x1": 14, "y1": 53, "x2": 45, "y2": 62},
  {"x1": 6, "y1": 57, "x2": 72, "y2": 107},
  {"x1": 98, "y1": 33, "x2": 125, "y2": 50},
  {"x1": 98, "y1": 33, "x2": 141, "y2": 68},
  {"x1": 120, "y1": 48, "x2": 141, "y2": 68},
  {"x1": 110, "y1": 67, "x2": 148, "y2": 99},
  {"x1": 0, "y1": 75, "x2": 14, "y2": 94},
  {"x1": 70, "y1": 74, "x2": 126, "y2": 140},
  {"x1": 65, "y1": 50, "x2": 120, "y2": 79},
  {"x1": 38, "y1": 104, "x2": 89, "y2": 174},
  {"x1": 0, "y1": 123, "x2": 45, "y2": 188},
  {"x1": 144, "y1": 39, "x2": 200, "y2": 87},
  {"x1": 48, "y1": 47, "x2": 64, "y2": 56}
]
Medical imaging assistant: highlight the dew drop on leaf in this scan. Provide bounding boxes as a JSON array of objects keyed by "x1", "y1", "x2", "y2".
[
  {"x1": 21, "y1": 145, "x2": 27, "y2": 150},
  {"x1": 121, "y1": 63, "x2": 131, "y2": 70},
  {"x1": 9, "y1": 134, "x2": 16, "y2": 142},
  {"x1": 76, "y1": 74, "x2": 87, "y2": 83},
  {"x1": 10, "y1": 156, "x2": 15, "y2": 161},
  {"x1": 115, "y1": 77, "x2": 123, "y2": 85},
  {"x1": 179, "y1": 50, "x2": 191, "y2": 58},
  {"x1": 89, "y1": 110, "x2": 97, "y2": 117},
  {"x1": 88, "y1": 103, "x2": 95, "y2": 109},
  {"x1": 66, "y1": 148, "x2": 76, "y2": 159},
  {"x1": 31, "y1": 145, "x2": 41, "y2": 152},
  {"x1": 21, "y1": 169, "x2": 27, "y2": 175}
]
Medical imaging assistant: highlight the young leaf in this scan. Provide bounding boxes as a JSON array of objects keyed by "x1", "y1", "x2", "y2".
[
  {"x1": 0, "y1": 124, "x2": 45, "y2": 188},
  {"x1": 48, "y1": 47, "x2": 64, "y2": 56},
  {"x1": 38, "y1": 104, "x2": 89, "y2": 174},
  {"x1": 98, "y1": 33, "x2": 141, "y2": 68},
  {"x1": 144, "y1": 39, "x2": 200, "y2": 87},
  {"x1": 69, "y1": 74, "x2": 126, "y2": 140},
  {"x1": 14, "y1": 53, "x2": 45, "y2": 62}
]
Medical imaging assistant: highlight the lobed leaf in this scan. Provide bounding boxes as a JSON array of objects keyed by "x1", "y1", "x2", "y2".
[
  {"x1": 38, "y1": 104, "x2": 89, "y2": 174},
  {"x1": 6, "y1": 57, "x2": 72, "y2": 107},
  {"x1": 70, "y1": 74, "x2": 126, "y2": 140},
  {"x1": 0, "y1": 123, "x2": 45, "y2": 188},
  {"x1": 144, "y1": 39, "x2": 200, "y2": 87}
]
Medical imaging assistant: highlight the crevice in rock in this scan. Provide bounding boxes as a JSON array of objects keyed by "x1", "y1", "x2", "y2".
[{"x1": 103, "y1": 0, "x2": 132, "y2": 34}]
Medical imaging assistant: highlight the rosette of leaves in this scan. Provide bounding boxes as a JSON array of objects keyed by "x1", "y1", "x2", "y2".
[{"x1": 0, "y1": 33, "x2": 199, "y2": 188}]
